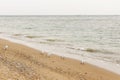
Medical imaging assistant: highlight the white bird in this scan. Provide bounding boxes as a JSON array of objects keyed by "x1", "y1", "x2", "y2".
[
  {"x1": 81, "y1": 60, "x2": 85, "y2": 64},
  {"x1": 80, "y1": 48, "x2": 86, "y2": 51},
  {"x1": 47, "y1": 53, "x2": 52, "y2": 58},
  {"x1": 4, "y1": 45, "x2": 8, "y2": 50},
  {"x1": 61, "y1": 56, "x2": 65, "y2": 60}
]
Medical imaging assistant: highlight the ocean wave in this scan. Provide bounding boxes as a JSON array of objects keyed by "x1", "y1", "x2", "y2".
[
  {"x1": 13, "y1": 34, "x2": 23, "y2": 36},
  {"x1": 13, "y1": 34, "x2": 44, "y2": 39},
  {"x1": 25, "y1": 36, "x2": 44, "y2": 38},
  {"x1": 25, "y1": 36, "x2": 39, "y2": 38},
  {"x1": 24, "y1": 27, "x2": 33, "y2": 29},
  {"x1": 45, "y1": 39, "x2": 65, "y2": 42},
  {"x1": 67, "y1": 47, "x2": 116, "y2": 54}
]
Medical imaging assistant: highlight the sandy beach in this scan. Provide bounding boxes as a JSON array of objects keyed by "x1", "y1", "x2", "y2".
[{"x1": 0, "y1": 38, "x2": 120, "y2": 80}]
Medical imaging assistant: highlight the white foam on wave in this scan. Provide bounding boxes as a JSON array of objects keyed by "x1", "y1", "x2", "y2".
[{"x1": 0, "y1": 34, "x2": 120, "y2": 75}]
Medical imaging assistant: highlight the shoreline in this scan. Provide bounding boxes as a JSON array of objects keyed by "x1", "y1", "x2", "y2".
[
  {"x1": 0, "y1": 37, "x2": 120, "y2": 79},
  {"x1": 0, "y1": 34, "x2": 120, "y2": 75}
]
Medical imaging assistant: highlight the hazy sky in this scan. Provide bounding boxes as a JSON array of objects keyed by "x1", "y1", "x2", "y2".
[{"x1": 0, "y1": 0, "x2": 120, "y2": 15}]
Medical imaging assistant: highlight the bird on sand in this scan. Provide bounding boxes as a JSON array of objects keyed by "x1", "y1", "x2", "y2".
[{"x1": 3, "y1": 45, "x2": 8, "y2": 50}]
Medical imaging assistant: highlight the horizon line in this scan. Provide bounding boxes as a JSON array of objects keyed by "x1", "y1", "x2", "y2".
[{"x1": 0, "y1": 15, "x2": 120, "y2": 17}]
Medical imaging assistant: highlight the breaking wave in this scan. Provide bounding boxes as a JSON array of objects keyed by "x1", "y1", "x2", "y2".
[{"x1": 67, "y1": 47, "x2": 116, "y2": 54}]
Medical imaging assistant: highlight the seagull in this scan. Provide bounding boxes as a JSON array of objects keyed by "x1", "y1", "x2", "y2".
[
  {"x1": 81, "y1": 60, "x2": 85, "y2": 64},
  {"x1": 47, "y1": 53, "x2": 52, "y2": 58},
  {"x1": 61, "y1": 56, "x2": 65, "y2": 60},
  {"x1": 4, "y1": 45, "x2": 8, "y2": 50}
]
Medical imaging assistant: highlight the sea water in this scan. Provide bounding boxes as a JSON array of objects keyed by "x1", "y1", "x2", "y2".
[{"x1": 0, "y1": 15, "x2": 120, "y2": 74}]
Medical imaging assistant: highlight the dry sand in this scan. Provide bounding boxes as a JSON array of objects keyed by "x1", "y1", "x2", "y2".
[{"x1": 0, "y1": 38, "x2": 120, "y2": 80}]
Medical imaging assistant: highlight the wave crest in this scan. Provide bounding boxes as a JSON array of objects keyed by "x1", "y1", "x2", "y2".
[{"x1": 67, "y1": 47, "x2": 115, "y2": 54}]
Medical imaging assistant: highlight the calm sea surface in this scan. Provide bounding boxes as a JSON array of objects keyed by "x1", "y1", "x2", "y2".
[{"x1": 0, "y1": 16, "x2": 120, "y2": 72}]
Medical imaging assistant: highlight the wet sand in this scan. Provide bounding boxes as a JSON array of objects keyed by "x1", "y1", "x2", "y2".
[{"x1": 0, "y1": 38, "x2": 120, "y2": 80}]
